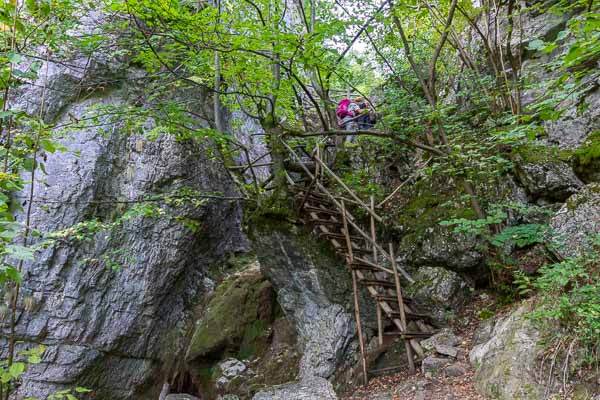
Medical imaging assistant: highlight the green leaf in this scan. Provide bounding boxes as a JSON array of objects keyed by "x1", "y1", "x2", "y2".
[
  {"x1": 8, "y1": 52, "x2": 22, "y2": 64},
  {"x1": 9, "y1": 362, "x2": 25, "y2": 378},
  {"x1": 5, "y1": 244, "x2": 35, "y2": 261}
]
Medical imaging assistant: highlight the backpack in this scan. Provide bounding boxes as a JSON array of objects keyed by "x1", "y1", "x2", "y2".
[{"x1": 336, "y1": 98, "x2": 351, "y2": 119}]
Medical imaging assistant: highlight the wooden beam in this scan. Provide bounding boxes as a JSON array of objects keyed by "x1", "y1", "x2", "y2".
[
  {"x1": 342, "y1": 201, "x2": 368, "y2": 386},
  {"x1": 390, "y1": 243, "x2": 416, "y2": 375}
]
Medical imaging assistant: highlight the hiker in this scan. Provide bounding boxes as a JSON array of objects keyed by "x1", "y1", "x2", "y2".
[
  {"x1": 336, "y1": 98, "x2": 359, "y2": 131},
  {"x1": 355, "y1": 96, "x2": 374, "y2": 129}
]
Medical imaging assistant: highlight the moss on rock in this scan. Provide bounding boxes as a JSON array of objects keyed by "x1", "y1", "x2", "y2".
[
  {"x1": 186, "y1": 265, "x2": 275, "y2": 363},
  {"x1": 573, "y1": 130, "x2": 600, "y2": 183}
]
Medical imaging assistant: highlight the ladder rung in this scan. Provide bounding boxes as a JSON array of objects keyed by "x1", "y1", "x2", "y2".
[
  {"x1": 293, "y1": 189, "x2": 329, "y2": 199},
  {"x1": 358, "y1": 279, "x2": 396, "y2": 288},
  {"x1": 383, "y1": 331, "x2": 435, "y2": 339},
  {"x1": 337, "y1": 247, "x2": 371, "y2": 256},
  {"x1": 350, "y1": 262, "x2": 381, "y2": 272},
  {"x1": 353, "y1": 257, "x2": 381, "y2": 269},
  {"x1": 301, "y1": 196, "x2": 333, "y2": 206},
  {"x1": 307, "y1": 218, "x2": 343, "y2": 227},
  {"x1": 374, "y1": 294, "x2": 411, "y2": 303},
  {"x1": 351, "y1": 247, "x2": 375, "y2": 255},
  {"x1": 387, "y1": 311, "x2": 432, "y2": 321},
  {"x1": 304, "y1": 206, "x2": 341, "y2": 216},
  {"x1": 321, "y1": 232, "x2": 365, "y2": 242},
  {"x1": 368, "y1": 365, "x2": 404, "y2": 377}
]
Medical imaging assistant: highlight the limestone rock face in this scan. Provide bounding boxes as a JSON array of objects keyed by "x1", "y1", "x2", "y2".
[
  {"x1": 470, "y1": 303, "x2": 543, "y2": 400},
  {"x1": 252, "y1": 223, "x2": 357, "y2": 382},
  {"x1": 0, "y1": 32, "x2": 247, "y2": 400},
  {"x1": 551, "y1": 183, "x2": 600, "y2": 258}
]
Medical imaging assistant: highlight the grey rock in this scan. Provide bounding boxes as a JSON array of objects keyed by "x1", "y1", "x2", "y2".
[
  {"x1": 545, "y1": 89, "x2": 600, "y2": 150},
  {"x1": 165, "y1": 395, "x2": 200, "y2": 400},
  {"x1": 435, "y1": 344, "x2": 459, "y2": 358},
  {"x1": 443, "y1": 363, "x2": 467, "y2": 377},
  {"x1": 1, "y1": 34, "x2": 247, "y2": 400},
  {"x1": 421, "y1": 356, "x2": 452, "y2": 376},
  {"x1": 218, "y1": 358, "x2": 247, "y2": 379},
  {"x1": 420, "y1": 328, "x2": 461, "y2": 353},
  {"x1": 551, "y1": 183, "x2": 600, "y2": 258},
  {"x1": 514, "y1": 159, "x2": 583, "y2": 202},
  {"x1": 472, "y1": 319, "x2": 495, "y2": 347},
  {"x1": 217, "y1": 396, "x2": 241, "y2": 400},
  {"x1": 228, "y1": 110, "x2": 271, "y2": 183},
  {"x1": 369, "y1": 391, "x2": 393, "y2": 400},
  {"x1": 252, "y1": 376, "x2": 337, "y2": 400},
  {"x1": 470, "y1": 302, "x2": 543, "y2": 400},
  {"x1": 252, "y1": 224, "x2": 356, "y2": 380},
  {"x1": 408, "y1": 267, "x2": 471, "y2": 323},
  {"x1": 400, "y1": 228, "x2": 484, "y2": 272}
]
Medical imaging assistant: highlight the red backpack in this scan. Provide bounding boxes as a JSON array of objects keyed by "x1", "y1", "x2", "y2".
[{"x1": 336, "y1": 98, "x2": 351, "y2": 119}]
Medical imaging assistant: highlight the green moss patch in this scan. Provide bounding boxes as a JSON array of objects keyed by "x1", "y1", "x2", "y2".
[
  {"x1": 573, "y1": 130, "x2": 600, "y2": 182},
  {"x1": 186, "y1": 268, "x2": 276, "y2": 363},
  {"x1": 510, "y1": 143, "x2": 572, "y2": 164}
]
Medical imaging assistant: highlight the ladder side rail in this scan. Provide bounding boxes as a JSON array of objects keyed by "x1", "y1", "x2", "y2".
[
  {"x1": 311, "y1": 151, "x2": 383, "y2": 223},
  {"x1": 281, "y1": 140, "x2": 414, "y2": 283},
  {"x1": 342, "y1": 201, "x2": 368, "y2": 386}
]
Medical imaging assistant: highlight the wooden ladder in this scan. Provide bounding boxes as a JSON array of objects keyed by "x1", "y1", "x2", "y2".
[{"x1": 281, "y1": 140, "x2": 435, "y2": 384}]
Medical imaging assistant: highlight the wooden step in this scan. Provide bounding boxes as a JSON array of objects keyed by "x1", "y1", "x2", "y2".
[
  {"x1": 368, "y1": 365, "x2": 404, "y2": 378},
  {"x1": 373, "y1": 294, "x2": 413, "y2": 304},
  {"x1": 358, "y1": 279, "x2": 396, "y2": 288},
  {"x1": 293, "y1": 189, "x2": 329, "y2": 200},
  {"x1": 337, "y1": 246, "x2": 372, "y2": 256},
  {"x1": 350, "y1": 246, "x2": 375, "y2": 255},
  {"x1": 350, "y1": 262, "x2": 382, "y2": 272},
  {"x1": 307, "y1": 217, "x2": 343, "y2": 227},
  {"x1": 383, "y1": 330, "x2": 436, "y2": 339},
  {"x1": 304, "y1": 205, "x2": 341, "y2": 216},
  {"x1": 300, "y1": 196, "x2": 333, "y2": 206},
  {"x1": 386, "y1": 310, "x2": 432, "y2": 321},
  {"x1": 320, "y1": 232, "x2": 365, "y2": 242},
  {"x1": 353, "y1": 257, "x2": 382, "y2": 269}
]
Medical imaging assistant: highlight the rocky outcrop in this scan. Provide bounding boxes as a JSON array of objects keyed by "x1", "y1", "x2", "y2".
[
  {"x1": 251, "y1": 222, "x2": 361, "y2": 399},
  {"x1": 470, "y1": 303, "x2": 543, "y2": 400},
  {"x1": 1, "y1": 34, "x2": 247, "y2": 400},
  {"x1": 406, "y1": 267, "x2": 471, "y2": 323},
  {"x1": 514, "y1": 158, "x2": 584, "y2": 202},
  {"x1": 184, "y1": 262, "x2": 300, "y2": 399},
  {"x1": 398, "y1": 227, "x2": 484, "y2": 273},
  {"x1": 551, "y1": 183, "x2": 600, "y2": 258}
]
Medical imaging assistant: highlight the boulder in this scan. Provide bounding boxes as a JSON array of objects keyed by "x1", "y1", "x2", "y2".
[
  {"x1": 407, "y1": 267, "x2": 471, "y2": 323},
  {"x1": 184, "y1": 264, "x2": 300, "y2": 398},
  {"x1": 470, "y1": 303, "x2": 543, "y2": 400},
  {"x1": 443, "y1": 363, "x2": 467, "y2": 377},
  {"x1": 252, "y1": 376, "x2": 337, "y2": 400},
  {"x1": 165, "y1": 395, "x2": 200, "y2": 400},
  {"x1": 514, "y1": 159, "x2": 583, "y2": 202},
  {"x1": 551, "y1": 183, "x2": 600, "y2": 258},
  {"x1": 421, "y1": 356, "x2": 452, "y2": 376},
  {"x1": 2, "y1": 86, "x2": 247, "y2": 400},
  {"x1": 420, "y1": 328, "x2": 461, "y2": 353},
  {"x1": 218, "y1": 359, "x2": 248, "y2": 379},
  {"x1": 544, "y1": 90, "x2": 600, "y2": 150},
  {"x1": 399, "y1": 227, "x2": 485, "y2": 273}
]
